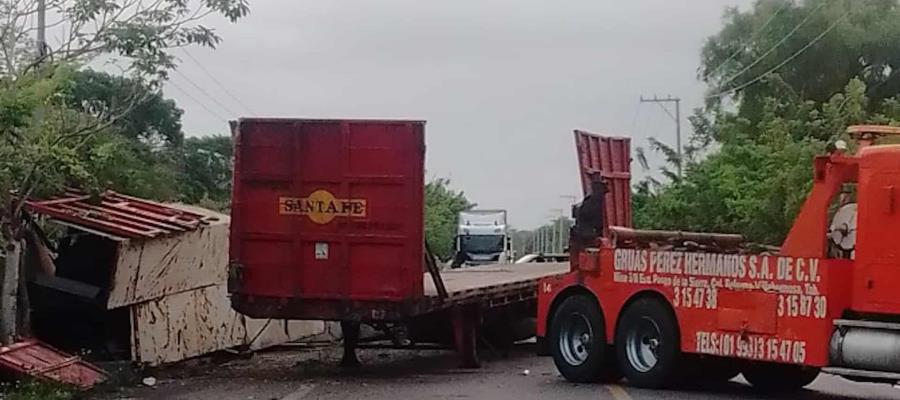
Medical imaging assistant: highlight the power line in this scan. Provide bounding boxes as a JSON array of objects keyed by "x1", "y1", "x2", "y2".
[
  {"x1": 179, "y1": 48, "x2": 255, "y2": 115},
  {"x1": 714, "y1": 0, "x2": 829, "y2": 92},
  {"x1": 168, "y1": 80, "x2": 229, "y2": 123},
  {"x1": 640, "y1": 95, "x2": 682, "y2": 177},
  {"x1": 708, "y1": 12, "x2": 847, "y2": 100},
  {"x1": 173, "y1": 68, "x2": 241, "y2": 117},
  {"x1": 703, "y1": 0, "x2": 793, "y2": 81}
]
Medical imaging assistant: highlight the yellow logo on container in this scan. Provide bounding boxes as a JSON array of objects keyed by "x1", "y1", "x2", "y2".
[{"x1": 279, "y1": 190, "x2": 367, "y2": 224}]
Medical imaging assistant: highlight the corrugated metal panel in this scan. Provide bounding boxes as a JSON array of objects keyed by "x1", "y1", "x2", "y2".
[
  {"x1": 573, "y1": 130, "x2": 632, "y2": 236},
  {"x1": 230, "y1": 118, "x2": 426, "y2": 306},
  {"x1": 26, "y1": 190, "x2": 211, "y2": 240},
  {"x1": 0, "y1": 339, "x2": 106, "y2": 389}
]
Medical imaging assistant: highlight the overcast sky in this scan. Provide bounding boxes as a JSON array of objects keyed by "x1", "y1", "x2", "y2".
[{"x1": 165, "y1": 0, "x2": 754, "y2": 229}]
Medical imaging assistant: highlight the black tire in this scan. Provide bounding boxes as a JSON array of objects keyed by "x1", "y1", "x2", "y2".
[
  {"x1": 549, "y1": 295, "x2": 612, "y2": 383},
  {"x1": 677, "y1": 355, "x2": 742, "y2": 388},
  {"x1": 699, "y1": 357, "x2": 741, "y2": 383},
  {"x1": 615, "y1": 297, "x2": 681, "y2": 389},
  {"x1": 742, "y1": 362, "x2": 819, "y2": 393}
]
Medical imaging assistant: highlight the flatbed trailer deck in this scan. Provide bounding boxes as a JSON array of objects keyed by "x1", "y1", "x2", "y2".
[{"x1": 424, "y1": 262, "x2": 569, "y2": 307}]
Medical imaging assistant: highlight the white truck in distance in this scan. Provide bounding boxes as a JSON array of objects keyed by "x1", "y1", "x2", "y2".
[{"x1": 452, "y1": 210, "x2": 512, "y2": 268}]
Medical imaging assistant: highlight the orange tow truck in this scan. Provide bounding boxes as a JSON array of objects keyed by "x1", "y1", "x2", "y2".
[{"x1": 537, "y1": 125, "x2": 900, "y2": 391}]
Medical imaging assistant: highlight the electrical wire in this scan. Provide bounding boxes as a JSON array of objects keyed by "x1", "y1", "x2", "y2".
[
  {"x1": 707, "y1": 12, "x2": 847, "y2": 100},
  {"x1": 168, "y1": 80, "x2": 230, "y2": 122},
  {"x1": 179, "y1": 48, "x2": 256, "y2": 115},
  {"x1": 703, "y1": 0, "x2": 794, "y2": 81},
  {"x1": 714, "y1": 0, "x2": 830, "y2": 92},
  {"x1": 173, "y1": 68, "x2": 241, "y2": 117}
]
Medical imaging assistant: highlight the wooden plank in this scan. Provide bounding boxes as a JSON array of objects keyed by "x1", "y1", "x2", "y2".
[{"x1": 423, "y1": 262, "x2": 569, "y2": 299}]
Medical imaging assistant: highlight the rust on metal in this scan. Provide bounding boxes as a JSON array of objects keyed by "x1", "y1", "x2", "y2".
[
  {"x1": 0, "y1": 339, "x2": 106, "y2": 389},
  {"x1": 25, "y1": 190, "x2": 211, "y2": 240},
  {"x1": 609, "y1": 226, "x2": 745, "y2": 247},
  {"x1": 846, "y1": 125, "x2": 900, "y2": 136}
]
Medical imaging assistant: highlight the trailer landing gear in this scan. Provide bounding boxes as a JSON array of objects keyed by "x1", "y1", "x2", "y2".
[
  {"x1": 452, "y1": 305, "x2": 481, "y2": 368},
  {"x1": 340, "y1": 320, "x2": 361, "y2": 367}
]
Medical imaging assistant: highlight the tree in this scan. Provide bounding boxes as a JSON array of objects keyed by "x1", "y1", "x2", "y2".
[
  {"x1": 62, "y1": 70, "x2": 232, "y2": 205},
  {"x1": 64, "y1": 69, "x2": 184, "y2": 147},
  {"x1": 424, "y1": 178, "x2": 474, "y2": 261},
  {"x1": 1, "y1": 0, "x2": 249, "y2": 231},
  {"x1": 179, "y1": 134, "x2": 233, "y2": 208},
  {"x1": 700, "y1": 0, "x2": 900, "y2": 128},
  {"x1": 0, "y1": 0, "x2": 249, "y2": 238},
  {"x1": 0, "y1": 0, "x2": 249, "y2": 343},
  {"x1": 634, "y1": 0, "x2": 900, "y2": 245},
  {"x1": 634, "y1": 79, "x2": 900, "y2": 244}
]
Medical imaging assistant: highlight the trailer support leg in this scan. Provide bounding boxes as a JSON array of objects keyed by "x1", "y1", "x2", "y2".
[
  {"x1": 340, "y1": 320, "x2": 361, "y2": 367},
  {"x1": 452, "y1": 305, "x2": 480, "y2": 368}
]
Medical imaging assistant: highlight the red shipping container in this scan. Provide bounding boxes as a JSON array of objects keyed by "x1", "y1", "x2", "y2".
[{"x1": 229, "y1": 119, "x2": 426, "y2": 318}]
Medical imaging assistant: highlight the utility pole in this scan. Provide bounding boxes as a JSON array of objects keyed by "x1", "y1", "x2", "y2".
[
  {"x1": 640, "y1": 95, "x2": 682, "y2": 177},
  {"x1": 0, "y1": 244, "x2": 20, "y2": 344},
  {"x1": 543, "y1": 227, "x2": 549, "y2": 254},
  {"x1": 542, "y1": 226, "x2": 551, "y2": 254},
  {"x1": 550, "y1": 209, "x2": 564, "y2": 253},
  {"x1": 3, "y1": 0, "x2": 48, "y2": 344},
  {"x1": 537, "y1": 228, "x2": 544, "y2": 254},
  {"x1": 0, "y1": 0, "x2": 47, "y2": 345}
]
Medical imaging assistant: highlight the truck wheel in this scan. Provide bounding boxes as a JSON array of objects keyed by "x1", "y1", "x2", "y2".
[
  {"x1": 550, "y1": 295, "x2": 611, "y2": 382},
  {"x1": 678, "y1": 356, "x2": 741, "y2": 388},
  {"x1": 615, "y1": 298, "x2": 680, "y2": 389},
  {"x1": 699, "y1": 357, "x2": 741, "y2": 382},
  {"x1": 742, "y1": 363, "x2": 819, "y2": 393}
]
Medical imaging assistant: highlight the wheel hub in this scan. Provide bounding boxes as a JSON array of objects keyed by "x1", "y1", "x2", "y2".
[
  {"x1": 559, "y1": 313, "x2": 593, "y2": 366},
  {"x1": 626, "y1": 317, "x2": 662, "y2": 372}
]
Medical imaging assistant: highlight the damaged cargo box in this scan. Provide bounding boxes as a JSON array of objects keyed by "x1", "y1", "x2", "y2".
[{"x1": 25, "y1": 191, "x2": 328, "y2": 366}]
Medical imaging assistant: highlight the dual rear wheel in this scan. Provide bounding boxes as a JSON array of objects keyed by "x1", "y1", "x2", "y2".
[
  {"x1": 549, "y1": 295, "x2": 618, "y2": 382},
  {"x1": 549, "y1": 294, "x2": 818, "y2": 391}
]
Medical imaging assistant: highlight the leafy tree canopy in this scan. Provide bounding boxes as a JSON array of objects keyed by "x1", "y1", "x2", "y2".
[
  {"x1": 0, "y1": 0, "x2": 249, "y2": 241},
  {"x1": 701, "y1": 0, "x2": 900, "y2": 127},
  {"x1": 634, "y1": 80, "x2": 900, "y2": 244},
  {"x1": 63, "y1": 69, "x2": 184, "y2": 147},
  {"x1": 635, "y1": 0, "x2": 900, "y2": 245},
  {"x1": 179, "y1": 134, "x2": 233, "y2": 208}
]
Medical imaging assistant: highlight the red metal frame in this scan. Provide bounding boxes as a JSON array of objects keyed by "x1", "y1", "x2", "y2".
[
  {"x1": 537, "y1": 128, "x2": 900, "y2": 371},
  {"x1": 0, "y1": 339, "x2": 106, "y2": 390},
  {"x1": 25, "y1": 190, "x2": 209, "y2": 240},
  {"x1": 573, "y1": 131, "x2": 631, "y2": 237}
]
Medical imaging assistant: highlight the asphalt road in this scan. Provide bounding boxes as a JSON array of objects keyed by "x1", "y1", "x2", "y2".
[{"x1": 99, "y1": 345, "x2": 900, "y2": 400}]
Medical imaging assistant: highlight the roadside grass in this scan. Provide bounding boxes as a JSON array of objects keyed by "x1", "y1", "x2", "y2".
[{"x1": 0, "y1": 380, "x2": 76, "y2": 400}]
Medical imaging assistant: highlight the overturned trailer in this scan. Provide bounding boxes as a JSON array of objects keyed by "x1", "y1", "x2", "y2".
[{"x1": 25, "y1": 191, "x2": 328, "y2": 366}]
